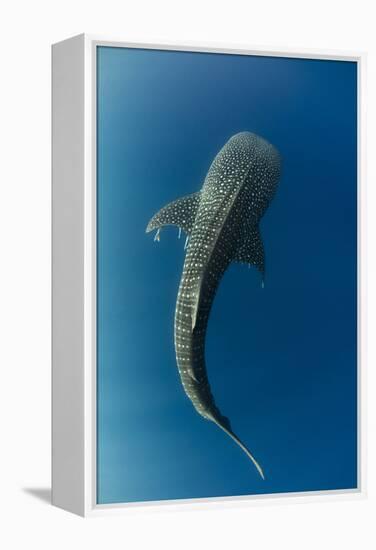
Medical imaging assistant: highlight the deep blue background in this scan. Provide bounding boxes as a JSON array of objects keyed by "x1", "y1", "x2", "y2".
[{"x1": 97, "y1": 46, "x2": 357, "y2": 504}]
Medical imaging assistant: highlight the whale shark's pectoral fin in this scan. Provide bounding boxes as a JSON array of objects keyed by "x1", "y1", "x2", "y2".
[
  {"x1": 146, "y1": 192, "x2": 201, "y2": 236},
  {"x1": 233, "y1": 225, "x2": 265, "y2": 276}
]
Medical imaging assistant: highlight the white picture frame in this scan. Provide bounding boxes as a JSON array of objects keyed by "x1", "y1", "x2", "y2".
[{"x1": 52, "y1": 33, "x2": 366, "y2": 517}]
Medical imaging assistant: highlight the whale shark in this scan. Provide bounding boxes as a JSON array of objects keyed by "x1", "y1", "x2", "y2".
[{"x1": 146, "y1": 131, "x2": 281, "y2": 479}]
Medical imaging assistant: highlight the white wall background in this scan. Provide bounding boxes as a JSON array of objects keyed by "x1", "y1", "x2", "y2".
[{"x1": 0, "y1": 1, "x2": 375, "y2": 548}]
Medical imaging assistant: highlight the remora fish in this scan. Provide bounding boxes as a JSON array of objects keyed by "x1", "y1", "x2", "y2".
[{"x1": 146, "y1": 132, "x2": 281, "y2": 479}]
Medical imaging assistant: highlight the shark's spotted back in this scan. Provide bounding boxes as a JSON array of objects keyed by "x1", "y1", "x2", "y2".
[{"x1": 146, "y1": 131, "x2": 281, "y2": 479}]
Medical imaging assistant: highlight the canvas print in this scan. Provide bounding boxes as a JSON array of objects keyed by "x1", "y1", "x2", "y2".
[{"x1": 96, "y1": 46, "x2": 357, "y2": 504}]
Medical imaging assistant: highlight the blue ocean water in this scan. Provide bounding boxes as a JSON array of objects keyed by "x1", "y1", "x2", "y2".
[{"x1": 96, "y1": 46, "x2": 357, "y2": 504}]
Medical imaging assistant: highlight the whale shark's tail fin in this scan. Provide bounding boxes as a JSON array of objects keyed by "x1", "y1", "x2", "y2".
[{"x1": 212, "y1": 418, "x2": 265, "y2": 480}]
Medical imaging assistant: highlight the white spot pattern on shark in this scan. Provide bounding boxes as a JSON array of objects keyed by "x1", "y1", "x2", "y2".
[{"x1": 146, "y1": 132, "x2": 281, "y2": 479}]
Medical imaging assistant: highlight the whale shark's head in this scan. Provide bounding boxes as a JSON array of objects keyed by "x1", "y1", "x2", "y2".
[
  {"x1": 227, "y1": 131, "x2": 281, "y2": 191},
  {"x1": 204, "y1": 131, "x2": 281, "y2": 222}
]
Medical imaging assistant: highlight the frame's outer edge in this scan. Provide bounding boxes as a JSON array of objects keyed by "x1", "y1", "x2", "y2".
[
  {"x1": 52, "y1": 34, "x2": 365, "y2": 516},
  {"x1": 52, "y1": 33, "x2": 86, "y2": 516},
  {"x1": 358, "y1": 52, "x2": 367, "y2": 497},
  {"x1": 84, "y1": 34, "x2": 96, "y2": 516}
]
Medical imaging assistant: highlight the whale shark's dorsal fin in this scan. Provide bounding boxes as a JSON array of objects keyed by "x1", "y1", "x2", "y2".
[
  {"x1": 233, "y1": 225, "x2": 265, "y2": 276},
  {"x1": 146, "y1": 192, "x2": 201, "y2": 236}
]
